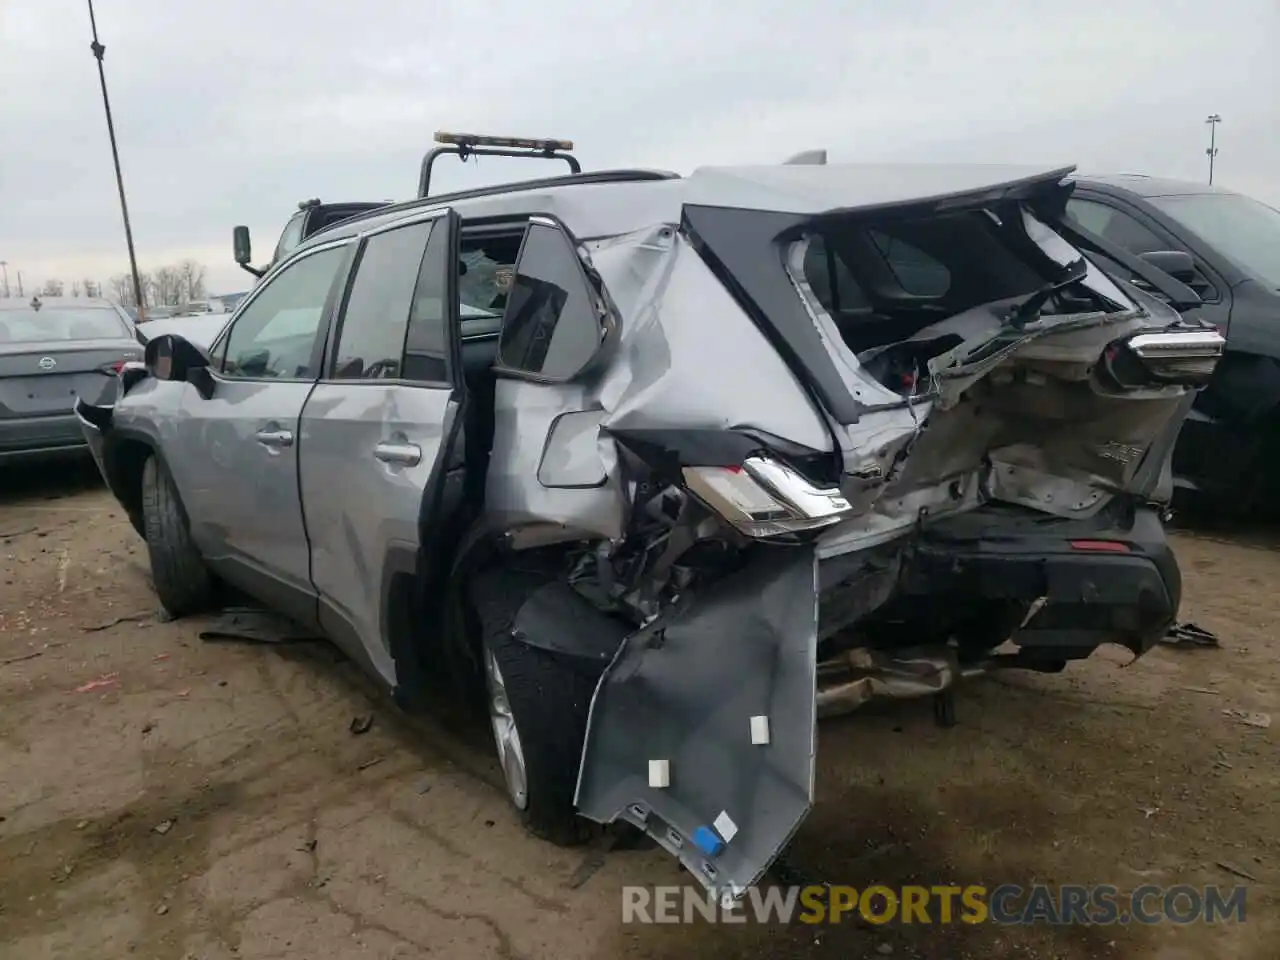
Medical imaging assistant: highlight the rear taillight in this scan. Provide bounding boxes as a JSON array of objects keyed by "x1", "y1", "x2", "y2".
[
  {"x1": 98, "y1": 359, "x2": 130, "y2": 375},
  {"x1": 682, "y1": 455, "x2": 854, "y2": 538},
  {"x1": 1101, "y1": 328, "x2": 1225, "y2": 389},
  {"x1": 1125, "y1": 329, "x2": 1225, "y2": 385}
]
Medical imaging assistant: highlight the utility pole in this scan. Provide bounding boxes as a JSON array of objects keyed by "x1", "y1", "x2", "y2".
[
  {"x1": 1205, "y1": 114, "x2": 1222, "y2": 185},
  {"x1": 0, "y1": 261, "x2": 9, "y2": 298},
  {"x1": 16, "y1": 271, "x2": 24, "y2": 297},
  {"x1": 87, "y1": 0, "x2": 146, "y2": 317}
]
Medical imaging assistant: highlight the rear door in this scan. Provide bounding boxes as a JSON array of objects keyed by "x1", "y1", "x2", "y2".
[
  {"x1": 297, "y1": 208, "x2": 462, "y2": 685},
  {"x1": 171, "y1": 240, "x2": 353, "y2": 626}
]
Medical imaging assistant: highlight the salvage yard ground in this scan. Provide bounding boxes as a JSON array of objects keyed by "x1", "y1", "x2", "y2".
[{"x1": 1, "y1": 464, "x2": 1276, "y2": 960}]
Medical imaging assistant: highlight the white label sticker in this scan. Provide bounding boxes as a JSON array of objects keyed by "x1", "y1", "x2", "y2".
[
  {"x1": 750, "y1": 715, "x2": 771, "y2": 745},
  {"x1": 648, "y1": 759, "x2": 670, "y2": 789},
  {"x1": 713, "y1": 810, "x2": 739, "y2": 844}
]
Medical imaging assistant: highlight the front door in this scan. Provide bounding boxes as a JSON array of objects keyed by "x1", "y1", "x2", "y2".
[
  {"x1": 172, "y1": 241, "x2": 352, "y2": 624},
  {"x1": 297, "y1": 209, "x2": 462, "y2": 685}
]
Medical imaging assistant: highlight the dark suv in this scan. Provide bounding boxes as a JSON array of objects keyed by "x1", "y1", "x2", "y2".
[{"x1": 1067, "y1": 175, "x2": 1280, "y2": 509}]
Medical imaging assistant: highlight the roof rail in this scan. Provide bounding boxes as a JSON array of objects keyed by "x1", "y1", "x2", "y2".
[
  {"x1": 389, "y1": 168, "x2": 679, "y2": 216},
  {"x1": 418, "y1": 131, "x2": 582, "y2": 198},
  {"x1": 299, "y1": 169, "x2": 681, "y2": 246}
]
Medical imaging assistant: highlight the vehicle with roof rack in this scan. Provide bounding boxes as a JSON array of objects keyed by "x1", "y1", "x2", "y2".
[
  {"x1": 231, "y1": 132, "x2": 600, "y2": 279},
  {"x1": 78, "y1": 140, "x2": 1223, "y2": 903}
]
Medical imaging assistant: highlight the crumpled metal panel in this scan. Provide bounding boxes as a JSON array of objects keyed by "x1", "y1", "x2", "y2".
[
  {"x1": 484, "y1": 226, "x2": 833, "y2": 546},
  {"x1": 575, "y1": 546, "x2": 819, "y2": 904}
]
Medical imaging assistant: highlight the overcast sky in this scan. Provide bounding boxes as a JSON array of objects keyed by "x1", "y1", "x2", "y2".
[{"x1": 1, "y1": 0, "x2": 1276, "y2": 296}]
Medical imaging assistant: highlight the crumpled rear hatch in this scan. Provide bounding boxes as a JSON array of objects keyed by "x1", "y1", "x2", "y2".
[
  {"x1": 574, "y1": 163, "x2": 1222, "y2": 904},
  {"x1": 680, "y1": 164, "x2": 1222, "y2": 535}
]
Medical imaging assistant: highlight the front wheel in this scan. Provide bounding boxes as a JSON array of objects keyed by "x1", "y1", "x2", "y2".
[{"x1": 140, "y1": 454, "x2": 215, "y2": 617}]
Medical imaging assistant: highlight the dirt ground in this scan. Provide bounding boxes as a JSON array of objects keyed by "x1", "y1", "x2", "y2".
[{"x1": 1, "y1": 463, "x2": 1276, "y2": 960}]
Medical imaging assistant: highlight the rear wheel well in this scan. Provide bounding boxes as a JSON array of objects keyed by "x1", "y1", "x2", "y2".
[{"x1": 108, "y1": 437, "x2": 154, "y2": 535}]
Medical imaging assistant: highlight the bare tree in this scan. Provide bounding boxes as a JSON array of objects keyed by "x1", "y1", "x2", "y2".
[
  {"x1": 152, "y1": 265, "x2": 182, "y2": 306},
  {"x1": 110, "y1": 262, "x2": 208, "y2": 307},
  {"x1": 41, "y1": 278, "x2": 65, "y2": 297},
  {"x1": 108, "y1": 273, "x2": 135, "y2": 305},
  {"x1": 177, "y1": 259, "x2": 207, "y2": 303},
  {"x1": 108, "y1": 272, "x2": 151, "y2": 307}
]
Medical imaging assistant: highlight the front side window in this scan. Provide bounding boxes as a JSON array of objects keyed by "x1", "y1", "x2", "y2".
[
  {"x1": 497, "y1": 222, "x2": 602, "y2": 378},
  {"x1": 331, "y1": 221, "x2": 431, "y2": 380},
  {"x1": 1150, "y1": 192, "x2": 1280, "y2": 289},
  {"x1": 219, "y1": 246, "x2": 346, "y2": 379}
]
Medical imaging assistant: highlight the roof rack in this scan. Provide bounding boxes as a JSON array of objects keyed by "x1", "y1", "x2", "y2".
[{"x1": 418, "y1": 131, "x2": 581, "y2": 198}]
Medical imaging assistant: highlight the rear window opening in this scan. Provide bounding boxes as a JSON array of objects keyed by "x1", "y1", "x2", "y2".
[{"x1": 795, "y1": 205, "x2": 1133, "y2": 391}]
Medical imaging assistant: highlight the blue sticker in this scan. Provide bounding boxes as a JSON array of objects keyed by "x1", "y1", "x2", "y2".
[{"x1": 692, "y1": 825, "x2": 725, "y2": 856}]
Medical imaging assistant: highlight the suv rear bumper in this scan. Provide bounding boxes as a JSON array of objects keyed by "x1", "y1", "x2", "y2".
[{"x1": 897, "y1": 502, "x2": 1179, "y2": 660}]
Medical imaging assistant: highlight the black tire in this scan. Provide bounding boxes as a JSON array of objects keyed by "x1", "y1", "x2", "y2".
[
  {"x1": 140, "y1": 454, "x2": 214, "y2": 617},
  {"x1": 472, "y1": 568, "x2": 603, "y2": 847}
]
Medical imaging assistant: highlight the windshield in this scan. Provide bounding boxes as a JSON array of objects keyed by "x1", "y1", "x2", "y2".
[
  {"x1": 1149, "y1": 193, "x2": 1280, "y2": 289},
  {"x1": 0, "y1": 308, "x2": 129, "y2": 345}
]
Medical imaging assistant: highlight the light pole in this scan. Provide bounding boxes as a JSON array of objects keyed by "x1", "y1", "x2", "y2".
[
  {"x1": 16, "y1": 271, "x2": 24, "y2": 298},
  {"x1": 1205, "y1": 114, "x2": 1222, "y2": 185},
  {"x1": 86, "y1": 0, "x2": 145, "y2": 316},
  {"x1": 0, "y1": 261, "x2": 9, "y2": 298}
]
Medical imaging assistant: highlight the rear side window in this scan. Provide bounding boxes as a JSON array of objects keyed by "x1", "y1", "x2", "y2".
[
  {"x1": 497, "y1": 223, "x2": 602, "y2": 379},
  {"x1": 402, "y1": 222, "x2": 454, "y2": 384},
  {"x1": 802, "y1": 235, "x2": 870, "y2": 312},
  {"x1": 331, "y1": 222, "x2": 431, "y2": 380}
]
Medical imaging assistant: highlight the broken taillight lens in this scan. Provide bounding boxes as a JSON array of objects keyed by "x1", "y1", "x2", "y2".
[{"x1": 682, "y1": 456, "x2": 854, "y2": 538}]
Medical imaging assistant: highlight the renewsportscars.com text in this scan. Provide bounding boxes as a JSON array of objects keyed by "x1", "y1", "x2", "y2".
[{"x1": 622, "y1": 884, "x2": 1248, "y2": 926}]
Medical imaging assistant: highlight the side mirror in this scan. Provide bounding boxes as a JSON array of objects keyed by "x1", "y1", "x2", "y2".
[
  {"x1": 233, "y1": 225, "x2": 253, "y2": 266},
  {"x1": 1139, "y1": 250, "x2": 1197, "y2": 284},
  {"x1": 144, "y1": 333, "x2": 215, "y2": 399}
]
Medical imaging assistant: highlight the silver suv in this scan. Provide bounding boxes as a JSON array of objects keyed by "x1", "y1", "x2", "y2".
[{"x1": 77, "y1": 156, "x2": 1223, "y2": 902}]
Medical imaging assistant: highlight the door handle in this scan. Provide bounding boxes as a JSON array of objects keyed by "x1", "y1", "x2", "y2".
[
  {"x1": 373, "y1": 441, "x2": 422, "y2": 466},
  {"x1": 255, "y1": 428, "x2": 294, "y2": 448}
]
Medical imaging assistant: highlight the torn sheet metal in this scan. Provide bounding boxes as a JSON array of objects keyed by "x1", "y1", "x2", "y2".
[
  {"x1": 815, "y1": 647, "x2": 959, "y2": 718},
  {"x1": 486, "y1": 225, "x2": 836, "y2": 549},
  {"x1": 575, "y1": 546, "x2": 818, "y2": 902}
]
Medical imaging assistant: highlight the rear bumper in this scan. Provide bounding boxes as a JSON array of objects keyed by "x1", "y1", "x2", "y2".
[
  {"x1": 898, "y1": 503, "x2": 1179, "y2": 659},
  {"x1": 0, "y1": 413, "x2": 88, "y2": 463}
]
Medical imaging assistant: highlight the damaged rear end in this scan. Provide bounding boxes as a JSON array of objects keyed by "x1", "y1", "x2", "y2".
[{"x1": 518, "y1": 165, "x2": 1226, "y2": 902}]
